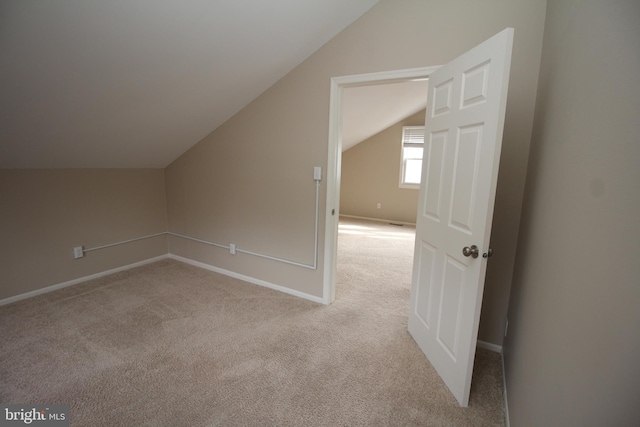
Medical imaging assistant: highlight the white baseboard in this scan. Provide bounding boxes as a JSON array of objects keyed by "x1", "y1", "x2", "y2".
[
  {"x1": 502, "y1": 351, "x2": 510, "y2": 427},
  {"x1": 339, "y1": 214, "x2": 416, "y2": 226},
  {"x1": 475, "y1": 339, "x2": 509, "y2": 425},
  {"x1": 477, "y1": 339, "x2": 502, "y2": 353},
  {"x1": 0, "y1": 255, "x2": 170, "y2": 306},
  {"x1": 168, "y1": 254, "x2": 325, "y2": 305},
  {"x1": 1, "y1": 252, "x2": 325, "y2": 308}
]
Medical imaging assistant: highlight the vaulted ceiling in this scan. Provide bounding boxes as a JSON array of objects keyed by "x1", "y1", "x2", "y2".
[
  {"x1": 341, "y1": 80, "x2": 428, "y2": 152},
  {"x1": 0, "y1": 0, "x2": 381, "y2": 169}
]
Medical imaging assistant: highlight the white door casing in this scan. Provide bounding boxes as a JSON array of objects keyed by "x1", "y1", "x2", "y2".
[
  {"x1": 323, "y1": 66, "x2": 440, "y2": 305},
  {"x1": 408, "y1": 28, "x2": 514, "y2": 406}
]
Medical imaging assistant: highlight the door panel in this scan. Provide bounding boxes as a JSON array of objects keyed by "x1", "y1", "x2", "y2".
[
  {"x1": 423, "y1": 131, "x2": 447, "y2": 221},
  {"x1": 437, "y1": 255, "x2": 466, "y2": 360},
  {"x1": 450, "y1": 124, "x2": 483, "y2": 233},
  {"x1": 461, "y1": 60, "x2": 491, "y2": 108},
  {"x1": 408, "y1": 28, "x2": 514, "y2": 406},
  {"x1": 414, "y1": 241, "x2": 437, "y2": 329},
  {"x1": 432, "y1": 79, "x2": 454, "y2": 116}
]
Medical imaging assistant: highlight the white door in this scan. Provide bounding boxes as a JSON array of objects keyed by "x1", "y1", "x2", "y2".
[{"x1": 408, "y1": 28, "x2": 514, "y2": 407}]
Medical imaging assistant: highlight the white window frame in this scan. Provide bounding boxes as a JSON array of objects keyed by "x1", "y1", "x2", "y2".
[{"x1": 399, "y1": 126, "x2": 425, "y2": 189}]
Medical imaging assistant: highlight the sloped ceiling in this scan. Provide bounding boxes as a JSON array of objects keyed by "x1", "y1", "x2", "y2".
[
  {"x1": 341, "y1": 80, "x2": 428, "y2": 152},
  {"x1": 0, "y1": 0, "x2": 380, "y2": 168}
]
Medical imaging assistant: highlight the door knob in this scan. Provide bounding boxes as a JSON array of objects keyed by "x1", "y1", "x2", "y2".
[
  {"x1": 483, "y1": 248, "x2": 493, "y2": 258},
  {"x1": 462, "y1": 245, "x2": 479, "y2": 258}
]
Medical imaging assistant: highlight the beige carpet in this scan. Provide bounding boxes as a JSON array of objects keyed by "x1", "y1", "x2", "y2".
[{"x1": 0, "y1": 217, "x2": 505, "y2": 426}]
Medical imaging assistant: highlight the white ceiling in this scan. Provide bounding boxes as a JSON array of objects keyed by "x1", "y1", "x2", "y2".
[
  {"x1": 341, "y1": 80, "x2": 428, "y2": 152},
  {"x1": 0, "y1": 0, "x2": 380, "y2": 168}
]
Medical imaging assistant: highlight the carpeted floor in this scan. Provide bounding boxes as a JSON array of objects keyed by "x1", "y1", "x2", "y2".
[{"x1": 0, "y1": 218, "x2": 505, "y2": 426}]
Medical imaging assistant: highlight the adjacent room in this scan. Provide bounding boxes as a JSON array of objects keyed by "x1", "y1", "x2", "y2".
[{"x1": 1, "y1": 1, "x2": 638, "y2": 426}]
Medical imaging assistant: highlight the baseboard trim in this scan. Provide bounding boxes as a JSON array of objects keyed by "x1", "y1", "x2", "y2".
[
  {"x1": 167, "y1": 254, "x2": 325, "y2": 305},
  {"x1": 0, "y1": 255, "x2": 170, "y2": 306},
  {"x1": 1, "y1": 253, "x2": 325, "y2": 307},
  {"x1": 502, "y1": 351, "x2": 510, "y2": 427},
  {"x1": 476, "y1": 339, "x2": 509, "y2": 425},
  {"x1": 339, "y1": 214, "x2": 416, "y2": 226},
  {"x1": 477, "y1": 340, "x2": 502, "y2": 353}
]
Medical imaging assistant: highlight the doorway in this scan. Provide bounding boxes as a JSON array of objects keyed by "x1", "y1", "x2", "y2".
[{"x1": 322, "y1": 66, "x2": 440, "y2": 304}]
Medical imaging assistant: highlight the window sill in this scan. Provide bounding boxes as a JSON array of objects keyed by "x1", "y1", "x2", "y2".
[{"x1": 399, "y1": 184, "x2": 420, "y2": 190}]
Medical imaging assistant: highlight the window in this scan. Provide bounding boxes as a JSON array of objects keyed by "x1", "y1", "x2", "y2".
[{"x1": 399, "y1": 126, "x2": 425, "y2": 188}]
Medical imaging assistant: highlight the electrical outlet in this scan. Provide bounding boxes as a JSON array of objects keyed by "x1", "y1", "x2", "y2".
[
  {"x1": 73, "y1": 246, "x2": 84, "y2": 259},
  {"x1": 313, "y1": 166, "x2": 322, "y2": 181},
  {"x1": 229, "y1": 243, "x2": 236, "y2": 255},
  {"x1": 376, "y1": 203, "x2": 381, "y2": 209}
]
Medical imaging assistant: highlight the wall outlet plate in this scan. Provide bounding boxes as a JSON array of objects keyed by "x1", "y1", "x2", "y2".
[
  {"x1": 229, "y1": 243, "x2": 236, "y2": 255},
  {"x1": 73, "y1": 246, "x2": 84, "y2": 259}
]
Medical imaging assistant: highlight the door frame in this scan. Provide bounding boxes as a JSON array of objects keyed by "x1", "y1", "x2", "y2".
[{"x1": 322, "y1": 66, "x2": 441, "y2": 304}]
